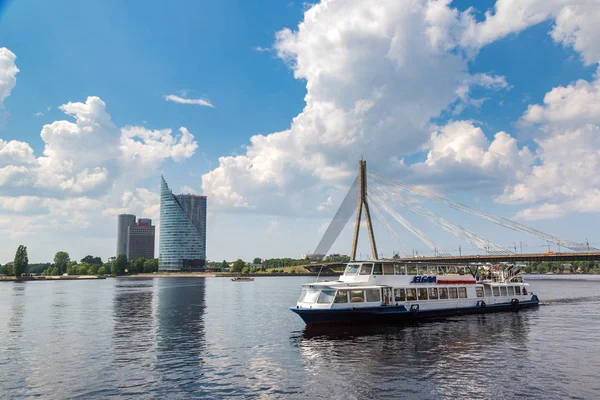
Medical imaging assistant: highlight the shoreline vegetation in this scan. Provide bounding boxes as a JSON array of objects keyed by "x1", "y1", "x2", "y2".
[{"x1": 4, "y1": 245, "x2": 600, "y2": 282}]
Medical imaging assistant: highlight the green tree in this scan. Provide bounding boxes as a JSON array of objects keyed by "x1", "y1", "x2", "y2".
[
  {"x1": 231, "y1": 259, "x2": 246, "y2": 273},
  {"x1": 143, "y1": 259, "x2": 158, "y2": 273},
  {"x1": 54, "y1": 251, "x2": 70, "y2": 274},
  {"x1": 98, "y1": 266, "x2": 107, "y2": 276},
  {"x1": 51, "y1": 267, "x2": 60, "y2": 276},
  {"x1": 3, "y1": 263, "x2": 14, "y2": 276},
  {"x1": 81, "y1": 255, "x2": 102, "y2": 265},
  {"x1": 392, "y1": 253, "x2": 400, "y2": 260},
  {"x1": 221, "y1": 260, "x2": 228, "y2": 270},
  {"x1": 87, "y1": 264, "x2": 99, "y2": 275},
  {"x1": 77, "y1": 264, "x2": 89, "y2": 275},
  {"x1": 241, "y1": 266, "x2": 250, "y2": 274},
  {"x1": 112, "y1": 254, "x2": 128, "y2": 276},
  {"x1": 66, "y1": 261, "x2": 78, "y2": 275},
  {"x1": 13, "y1": 245, "x2": 28, "y2": 277},
  {"x1": 253, "y1": 257, "x2": 262, "y2": 265},
  {"x1": 131, "y1": 258, "x2": 146, "y2": 274}
]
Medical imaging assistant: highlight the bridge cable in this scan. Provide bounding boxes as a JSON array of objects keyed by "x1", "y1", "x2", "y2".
[
  {"x1": 369, "y1": 171, "x2": 595, "y2": 253},
  {"x1": 370, "y1": 181, "x2": 512, "y2": 255},
  {"x1": 369, "y1": 200, "x2": 412, "y2": 258},
  {"x1": 312, "y1": 176, "x2": 359, "y2": 258},
  {"x1": 369, "y1": 189, "x2": 451, "y2": 256}
]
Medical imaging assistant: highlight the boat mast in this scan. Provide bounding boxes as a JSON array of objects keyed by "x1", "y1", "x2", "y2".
[{"x1": 350, "y1": 160, "x2": 378, "y2": 260}]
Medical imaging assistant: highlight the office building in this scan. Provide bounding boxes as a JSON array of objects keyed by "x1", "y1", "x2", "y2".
[
  {"x1": 159, "y1": 176, "x2": 207, "y2": 271},
  {"x1": 116, "y1": 214, "x2": 155, "y2": 260},
  {"x1": 127, "y1": 219, "x2": 155, "y2": 260},
  {"x1": 117, "y1": 214, "x2": 136, "y2": 257}
]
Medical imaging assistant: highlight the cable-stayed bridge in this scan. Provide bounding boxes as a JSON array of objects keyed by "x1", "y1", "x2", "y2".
[{"x1": 308, "y1": 160, "x2": 599, "y2": 265}]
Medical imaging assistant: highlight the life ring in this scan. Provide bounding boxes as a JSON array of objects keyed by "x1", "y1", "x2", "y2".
[
  {"x1": 511, "y1": 299, "x2": 519, "y2": 307},
  {"x1": 479, "y1": 301, "x2": 486, "y2": 308}
]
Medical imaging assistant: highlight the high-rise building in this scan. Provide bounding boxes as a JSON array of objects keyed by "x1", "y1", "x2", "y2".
[
  {"x1": 116, "y1": 214, "x2": 155, "y2": 260},
  {"x1": 127, "y1": 219, "x2": 155, "y2": 260},
  {"x1": 117, "y1": 214, "x2": 136, "y2": 257},
  {"x1": 159, "y1": 176, "x2": 207, "y2": 271}
]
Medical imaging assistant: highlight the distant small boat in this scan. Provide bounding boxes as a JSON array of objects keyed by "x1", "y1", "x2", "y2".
[{"x1": 231, "y1": 277, "x2": 254, "y2": 282}]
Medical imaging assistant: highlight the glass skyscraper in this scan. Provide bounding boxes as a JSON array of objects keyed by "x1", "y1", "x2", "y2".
[{"x1": 159, "y1": 176, "x2": 207, "y2": 271}]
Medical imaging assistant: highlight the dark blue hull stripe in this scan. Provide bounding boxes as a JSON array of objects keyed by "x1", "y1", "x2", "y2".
[{"x1": 290, "y1": 297, "x2": 539, "y2": 325}]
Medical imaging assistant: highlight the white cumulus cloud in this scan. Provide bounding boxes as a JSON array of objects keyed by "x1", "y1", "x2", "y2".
[{"x1": 0, "y1": 48, "x2": 18, "y2": 107}]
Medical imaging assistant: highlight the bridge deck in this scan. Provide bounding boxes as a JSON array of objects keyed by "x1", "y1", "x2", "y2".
[{"x1": 304, "y1": 252, "x2": 600, "y2": 269}]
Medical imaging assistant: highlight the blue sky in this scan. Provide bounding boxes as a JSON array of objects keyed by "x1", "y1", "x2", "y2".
[{"x1": 1, "y1": 0, "x2": 600, "y2": 263}]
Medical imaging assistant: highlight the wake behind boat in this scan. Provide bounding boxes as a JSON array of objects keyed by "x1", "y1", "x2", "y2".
[{"x1": 290, "y1": 261, "x2": 538, "y2": 325}]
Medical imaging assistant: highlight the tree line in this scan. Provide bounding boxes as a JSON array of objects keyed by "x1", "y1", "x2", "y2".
[{"x1": 0, "y1": 246, "x2": 158, "y2": 277}]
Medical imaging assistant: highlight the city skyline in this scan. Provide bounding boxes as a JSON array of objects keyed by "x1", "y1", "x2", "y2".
[{"x1": 1, "y1": 1, "x2": 600, "y2": 262}]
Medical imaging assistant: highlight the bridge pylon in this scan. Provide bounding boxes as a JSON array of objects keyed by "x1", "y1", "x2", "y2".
[{"x1": 351, "y1": 160, "x2": 378, "y2": 260}]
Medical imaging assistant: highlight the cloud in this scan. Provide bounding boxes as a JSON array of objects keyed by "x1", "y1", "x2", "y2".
[
  {"x1": 521, "y1": 71, "x2": 600, "y2": 128},
  {"x1": 0, "y1": 89, "x2": 199, "y2": 239},
  {"x1": 252, "y1": 46, "x2": 272, "y2": 53},
  {"x1": 500, "y1": 74, "x2": 600, "y2": 219},
  {"x1": 164, "y1": 94, "x2": 215, "y2": 108},
  {"x1": 0, "y1": 47, "x2": 19, "y2": 107},
  {"x1": 411, "y1": 121, "x2": 533, "y2": 190},
  {"x1": 34, "y1": 112, "x2": 43, "y2": 117},
  {"x1": 460, "y1": 1, "x2": 600, "y2": 66},
  {"x1": 203, "y1": 0, "x2": 494, "y2": 213}
]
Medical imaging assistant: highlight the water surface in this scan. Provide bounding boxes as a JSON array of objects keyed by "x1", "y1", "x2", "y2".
[{"x1": 1, "y1": 276, "x2": 599, "y2": 399}]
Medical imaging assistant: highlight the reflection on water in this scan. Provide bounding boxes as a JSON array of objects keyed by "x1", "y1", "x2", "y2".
[
  {"x1": 110, "y1": 279, "x2": 207, "y2": 397},
  {"x1": 154, "y1": 280, "x2": 206, "y2": 392},
  {"x1": 294, "y1": 312, "x2": 532, "y2": 399}
]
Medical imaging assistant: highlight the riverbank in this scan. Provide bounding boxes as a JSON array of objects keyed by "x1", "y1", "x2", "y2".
[
  {"x1": 0, "y1": 275, "x2": 106, "y2": 282},
  {"x1": 117, "y1": 272, "x2": 338, "y2": 279}
]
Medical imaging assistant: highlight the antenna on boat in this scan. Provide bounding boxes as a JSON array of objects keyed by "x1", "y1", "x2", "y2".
[{"x1": 350, "y1": 160, "x2": 378, "y2": 261}]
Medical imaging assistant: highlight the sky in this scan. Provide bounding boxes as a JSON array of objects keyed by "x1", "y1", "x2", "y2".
[{"x1": 1, "y1": 0, "x2": 600, "y2": 263}]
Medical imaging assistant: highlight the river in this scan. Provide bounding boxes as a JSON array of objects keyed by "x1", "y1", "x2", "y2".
[{"x1": 1, "y1": 276, "x2": 599, "y2": 399}]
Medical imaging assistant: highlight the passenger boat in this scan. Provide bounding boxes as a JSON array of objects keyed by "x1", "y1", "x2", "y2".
[
  {"x1": 290, "y1": 261, "x2": 539, "y2": 325},
  {"x1": 231, "y1": 277, "x2": 255, "y2": 282}
]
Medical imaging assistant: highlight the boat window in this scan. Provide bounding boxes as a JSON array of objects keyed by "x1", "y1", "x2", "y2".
[
  {"x1": 458, "y1": 287, "x2": 467, "y2": 298},
  {"x1": 344, "y1": 264, "x2": 360, "y2": 276},
  {"x1": 493, "y1": 287, "x2": 500, "y2": 297},
  {"x1": 303, "y1": 290, "x2": 320, "y2": 303},
  {"x1": 514, "y1": 286, "x2": 521, "y2": 295},
  {"x1": 417, "y1": 266, "x2": 427, "y2": 275},
  {"x1": 418, "y1": 288, "x2": 428, "y2": 300},
  {"x1": 427, "y1": 266, "x2": 436, "y2": 275},
  {"x1": 383, "y1": 264, "x2": 394, "y2": 275},
  {"x1": 317, "y1": 290, "x2": 336, "y2": 304},
  {"x1": 428, "y1": 287, "x2": 438, "y2": 300},
  {"x1": 476, "y1": 287, "x2": 484, "y2": 297},
  {"x1": 394, "y1": 288, "x2": 406, "y2": 302},
  {"x1": 407, "y1": 264, "x2": 418, "y2": 275},
  {"x1": 350, "y1": 290, "x2": 364, "y2": 302},
  {"x1": 439, "y1": 287, "x2": 448, "y2": 299},
  {"x1": 484, "y1": 285, "x2": 492, "y2": 297},
  {"x1": 334, "y1": 290, "x2": 349, "y2": 303},
  {"x1": 406, "y1": 288, "x2": 417, "y2": 301},
  {"x1": 449, "y1": 287, "x2": 458, "y2": 299},
  {"x1": 359, "y1": 264, "x2": 373, "y2": 275},
  {"x1": 298, "y1": 289, "x2": 307, "y2": 303},
  {"x1": 373, "y1": 263, "x2": 383, "y2": 275},
  {"x1": 395, "y1": 264, "x2": 407, "y2": 275},
  {"x1": 500, "y1": 287, "x2": 508, "y2": 296},
  {"x1": 365, "y1": 289, "x2": 381, "y2": 302},
  {"x1": 507, "y1": 286, "x2": 514, "y2": 296}
]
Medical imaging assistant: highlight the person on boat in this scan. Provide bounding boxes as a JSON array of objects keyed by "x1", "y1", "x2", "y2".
[{"x1": 522, "y1": 287, "x2": 527, "y2": 295}]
